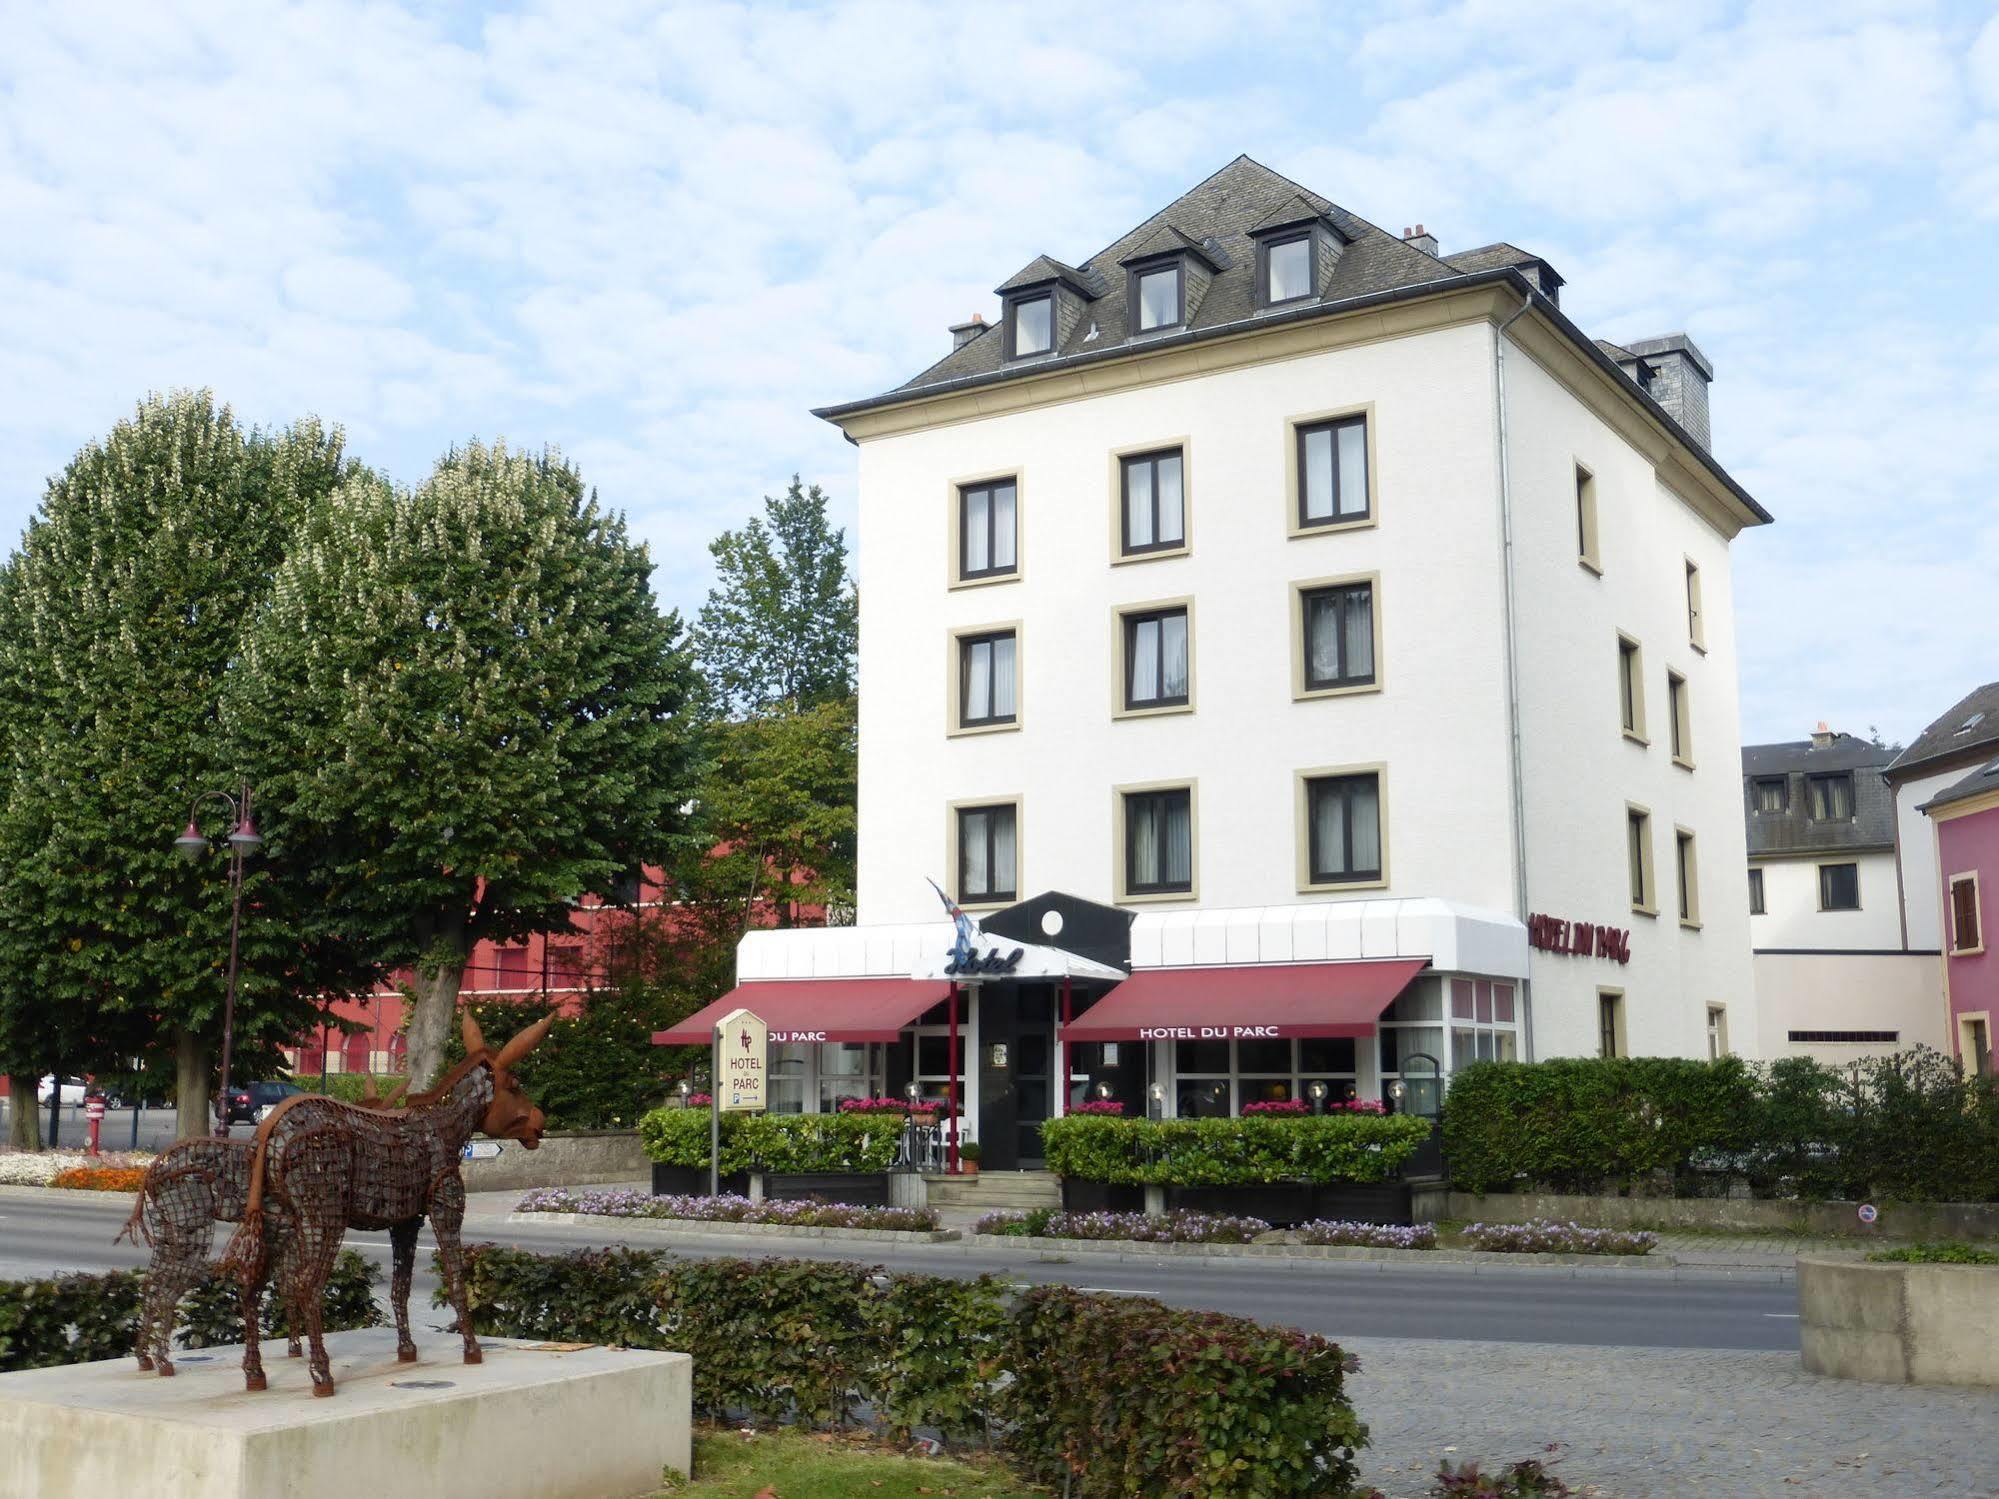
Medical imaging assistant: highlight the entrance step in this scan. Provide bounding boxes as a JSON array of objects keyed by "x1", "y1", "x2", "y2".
[{"x1": 923, "y1": 1169, "x2": 1062, "y2": 1211}]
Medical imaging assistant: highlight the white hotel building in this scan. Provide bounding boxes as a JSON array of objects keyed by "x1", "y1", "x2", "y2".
[{"x1": 664, "y1": 157, "x2": 1770, "y2": 1169}]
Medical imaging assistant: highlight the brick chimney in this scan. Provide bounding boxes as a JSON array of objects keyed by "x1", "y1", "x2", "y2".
[
  {"x1": 1402, "y1": 224, "x2": 1439, "y2": 256},
  {"x1": 949, "y1": 314, "x2": 986, "y2": 351},
  {"x1": 1811, "y1": 721, "x2": 1836, "y2": 750},
  {"x1": 1617, "y1": 334, "x2": 1714, "y2": 451}
]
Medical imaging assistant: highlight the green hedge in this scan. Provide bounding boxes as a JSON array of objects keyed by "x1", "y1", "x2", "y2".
[
  {"x1": 1441, "y1": 1048, "x2": 1999, "y2": 1201},
  {"x1": 451, "y1": 1244, "x2": 1371, "y2": 1494},
  {"x1": 0, "y1": 1251, "x2": 381, "y2": 1373},
  {"x1": 637, "y1": 1107, "x2": 906, "y2": 1173},
  {"x1": 1039, "y1": 1112, "x2": 1433, "y2": 1187}
]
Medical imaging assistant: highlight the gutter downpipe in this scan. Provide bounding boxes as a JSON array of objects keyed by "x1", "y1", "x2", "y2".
[{"x1": 1493, "y1": 286, "x2": 1536, "y2": 1060}]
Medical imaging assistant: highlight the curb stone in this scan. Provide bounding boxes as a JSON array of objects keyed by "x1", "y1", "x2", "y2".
[{"x1": 507, "y1": 1211, "x2": 961, "y2": 1244}]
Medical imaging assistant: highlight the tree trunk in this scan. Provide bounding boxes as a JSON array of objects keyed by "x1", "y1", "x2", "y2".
[
  {"x1": 406, "y1": 960, "x2": 468, "y2": 1091},
  {"x1": 175, "y1": 1028, "x2": 213, "y2": 1141},
  {"x1": 7, "y1": 1075, "x2": 42, "y2": 1150}
]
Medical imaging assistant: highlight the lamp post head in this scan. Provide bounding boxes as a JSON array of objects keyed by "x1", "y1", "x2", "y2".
[
  {"x1": 904, "y1": 1081, "x2": 921, "y2": 1101},
  {"x1": 174, "y1": 822, "x2": 208, "y2": 860},
  {"x1": 1307, "y1": 1081, "x2": 1329, "y2": 1101},
  {"x1": 227, "y1": 816, "x2": 262, "y2": 853}
]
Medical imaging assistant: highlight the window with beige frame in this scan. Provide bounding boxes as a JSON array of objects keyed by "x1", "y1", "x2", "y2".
[
  {"x1": 1291, "y1": 573, "x2": 1379, "y2": 699},
  {"x1": 1295, "y1": 766, "x2": 1387, "y2": 892},
  {"x1": 947, "y1": 473, "x2": 1020, "y2": 589},
  {"x1": 1115, "y1": 781, "x2": 1197, "y2": 901},
  {"x1": 1706, "y1": 1004, "x2": 1729, "y2": 1059},
  {"x1": 1598, "y1": 989, "x2": 1627, "y2": 1058},
  {"x1": 1111, "y1": 443, "x2": 1189, "y2": 561},
  {"x1": 1627, "y1": 804, "x2": 1656, "y2": 915},
  {"x1": 1617, "y1": 633, "x2": 1647, "y2": 742},
  {"x1": 1113, "y1": 599, "x2": 1193, "y2": 717},
  {"x1": 1285, "y1": 405, "x2": 1375, "y2": 535},
  {"x1": 1576, "y1": 464, "x2": 1602, "y2": 573},
  {"x1": 1675, "y1": 826, "x2": 1700, "y2": 928},
  {"x1": 950, "y1": 799, "x2": 1020, "y2": 908},
  {"x1": 1668, "y1": 669, "x2": 1693, "y2": 768},
  {"x1": 1950, "y1": 873, "x2": 1983, "y2": 955},
  {"x1": 1685, "y1": 558, "x2": 1705, "y2": 649},
  {"x1": 947, "y1": 623, "x2": 1020, "y2": 736}
]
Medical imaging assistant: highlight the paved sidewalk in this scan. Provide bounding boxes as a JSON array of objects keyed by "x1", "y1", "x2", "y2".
[{"x1": 1344, "y1": 1336, "x2": 1998, "y2": 1498}]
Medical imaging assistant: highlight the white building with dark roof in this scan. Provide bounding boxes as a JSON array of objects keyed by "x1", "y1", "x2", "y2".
[{"x1": 666, "y1": 156, "x2": 1769, "y2": 1167}]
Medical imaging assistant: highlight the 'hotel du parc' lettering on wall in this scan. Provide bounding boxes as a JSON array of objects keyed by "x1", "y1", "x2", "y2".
[{"x1": 1528, "y1": 913, "x2": 1632, "y2": 964}]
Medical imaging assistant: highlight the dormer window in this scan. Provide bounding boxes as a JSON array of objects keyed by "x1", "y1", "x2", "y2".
[
  {"x1": 1009, "y1": 294, "x2": 1053, "y2": 358},
  {"x1": 1265, "y1": 234, "x2": 1313, "y2": 304},
  {"x1": 1135, "y1": 263, "x2": 1183, "y2": 332}
]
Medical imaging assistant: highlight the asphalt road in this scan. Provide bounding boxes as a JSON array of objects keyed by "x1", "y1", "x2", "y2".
[
  {"x1": 1, "y1": 1099, "x2": 188, "y2": 1152},
  {"x1": 0, "y1": 1189, "x2": 1803, "y2": 1352}
]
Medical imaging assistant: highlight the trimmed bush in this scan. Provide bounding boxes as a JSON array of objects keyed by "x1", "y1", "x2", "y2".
[
  {"x1": 0, "y1": 1251, "x2": 381, "y2": 1372},
  {"x1": 1442, "y1": 1048, "x2": 1999, "y2": 1201},
  {"x1": 516, "y1": 1187, "x2": 938, "y2": 1231},
  {"x1": 637, "y1": 1107, "x2": 906, "y2": 1173},
  {"x1": 1460, "y1": 1219, "x2": 1657, "y2": 1256},
  {"x1": 1040, "y1": 1112, "x2": 1433, "y2": 1188},
  {"x1": 1002, "y1": 1284, "x2": 1368, "y2": 1497},
  {"x1": 452, "y1": 1245, "x2": 1373, "y2": 1494},
  {"x1": 1867, "y1": 1241, "x2": 1999, "y2": 1265}
]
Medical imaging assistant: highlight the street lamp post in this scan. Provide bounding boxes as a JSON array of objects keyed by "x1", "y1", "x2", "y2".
[{"x1": 174, "y1": 784, "x2": 262, "y2": 1139}]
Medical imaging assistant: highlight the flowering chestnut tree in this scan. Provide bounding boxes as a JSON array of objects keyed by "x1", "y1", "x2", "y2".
[{"x1": 222, "y1": 441, "x2": 699, "y2": 1087}]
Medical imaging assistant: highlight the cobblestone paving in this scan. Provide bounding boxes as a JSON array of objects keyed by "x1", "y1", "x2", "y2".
[{"x1": 1342, "y1": 1336, "x2": 1999, "y2": 1498}]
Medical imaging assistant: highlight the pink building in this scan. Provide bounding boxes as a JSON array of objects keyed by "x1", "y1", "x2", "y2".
[{"x1": 1923, "y1": 757, "x2": 1999, "y2": 1074}]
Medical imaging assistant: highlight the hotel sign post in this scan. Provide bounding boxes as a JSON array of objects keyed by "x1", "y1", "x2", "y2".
[{"x1": 711, "y1": 1007, "x2": 768, "y2": 1196}]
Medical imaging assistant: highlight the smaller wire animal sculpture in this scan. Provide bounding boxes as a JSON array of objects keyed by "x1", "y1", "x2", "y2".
[{"x1": 115, "y1": 1077, "x2": 408, "y2": 1375}]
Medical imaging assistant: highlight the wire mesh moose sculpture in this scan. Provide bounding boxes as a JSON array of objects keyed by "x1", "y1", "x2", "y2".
[{"x1": 117, "y1": 1011, "x2": 552, "y2": 1396}]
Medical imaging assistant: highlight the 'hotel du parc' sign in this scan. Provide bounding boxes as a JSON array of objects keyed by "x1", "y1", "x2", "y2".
[{"x1": 1528, "y1": 913, "x2": 1631, "y2": 965}]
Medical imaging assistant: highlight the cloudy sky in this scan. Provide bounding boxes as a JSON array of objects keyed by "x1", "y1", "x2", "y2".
[{"x1": 2, "y1": 0, "x2": 1991, "y2": 745}]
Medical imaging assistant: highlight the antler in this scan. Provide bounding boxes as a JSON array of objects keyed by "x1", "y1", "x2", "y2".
[
  {"x1": 361, "y1": 1075, "x2": 379, "y2": 1101},
  {"x1": 461, "y1": 1011, "x2": 487, "y2": 1057},
  {"x1": 382, "y1": 1078, "x2": 409, "y2": 1107},
  {"x1": 493, "y1": 1012, "x2": 557, "y2": 1071}
]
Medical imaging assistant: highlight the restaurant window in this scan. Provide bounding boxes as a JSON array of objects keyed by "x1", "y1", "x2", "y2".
[
  {"x1": 1264, "y1": 233, "x2": 1314, "y2": 305},
  {"x1": 1751, "y1": 777, "x2": 1787, "y2": 813},
  {"x1": 1377, "y1": 980, "x2": 1448, "y2": 1102},
  {"x1": 1818, "y1": 861, "x2": 1860, "y2": 911},
  {"x1": 1120, "y1": 605, "x2": 1190, "y2": 712},
  {"x1": 1598, "y1": 991, "x2": 1625, "y2": 1058},
  {"x1": 958, "y1": 478, "x2": 1017, "y2": 581},
  {"x1": 1120, "y1": 448, "x2": 1185, "y2": 556},
  {"x1": 1007, "y1": 293, "x2": 1052, "y2": 358},
  {"x1": 956, "y1": 803, "x2": 1018, "y2": 905},
  {"x1": 1618, "y1": 634, "x2": 1646, "y2": 740},
  {"x1": 767, "y1": 1042, "x2": 886, "y2": 1115},
  {"x1": 1950, "y1": 874, "x2": 1982, "y2": 953},
  {"x1": 1628, "y1": 805, "x2": 1654, "y2": 913},
  {"x1": 1668, "y1": 670, "x2": 1692, "y2": 766},
  {"x1": 1304, "y1": 770, "x2": 1383, "y2": 887},
  {"x1": 1676, "y1": 827, "x2": 1700, "y2": 926},
  {"x1": 1807, "y1": 772, "x2": 1855, "y2": 821},
  {"x1": 1448, "y1": 979, "x2": 1521, "y2": 1071},
  {"x1": 956, "y1": 629, "x2": 1017, "y2": 729},
  {"x1": 1123, "y1": 786, "x2": 1194, "y2": 897},
  {"x1": 1294, "y1": 414, "x2": 1370, "y2": 529},
  {"x1": 1748, "y1": 867, "x2": 1765, "y2": 915},
  {"x1": 1171, "y1": 1036, "x2": 1361, "y2": 1117},
  {"x1": 1576, "y1": 465, "x2": 1601, "y2": 571},
  {"x1": 1298, "y1": 579, "x2": 1376, "y2": 693}
]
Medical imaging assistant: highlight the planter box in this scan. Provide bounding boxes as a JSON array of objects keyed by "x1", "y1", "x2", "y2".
[
  {"x1": 1310, "y1": 1181, "x2": 1414, "y2": 1225},
  {"x1": 1799, "y1": 1255, "x2": 1999, "y2": 1387},
  {"x1": 760, "y1": 1172, "x2": 890, "y2": 1206},
  {"x1": 649, "y1": 1163, "x2": 749, "y2": 1197},
  {"x1": 1060, "y1": 1178, "x2": 1146, "y2": 1215}
]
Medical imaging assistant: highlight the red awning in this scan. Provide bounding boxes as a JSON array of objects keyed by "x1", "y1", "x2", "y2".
[
  {"x1": 1060, "y1": 960, "x2": 1428, "y2": 1042},
  {"x1": 653, "y1": 979, "x2": 954, "y2": 1046}
]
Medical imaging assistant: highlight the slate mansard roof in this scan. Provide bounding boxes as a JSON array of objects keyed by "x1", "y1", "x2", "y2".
[
  {"x1": 1741, "y1": 732, "x2": 1898, "y2": 856},
  {"x1": 813, "y1": 156, "x2": 1769, "y2": 526}
]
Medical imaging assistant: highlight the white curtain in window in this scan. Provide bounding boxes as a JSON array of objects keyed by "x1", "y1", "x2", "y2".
[
  {"x1": 964, "y1": 490, "x2": 990, "y2": 573},
  {"x1": 1164, "y1": 796, "x2": 1192, "y2": 884},
  {"x1": 1344, "y1": 587, "x2": 1373, "y2": 680},
  {"x1": 1336, "y1": 422, "x2": 1367, "y2": 517},
  {"x1": 991, "y1": 807, "x2": 1016, "y2": 892},
  {"x1": 1130, "y1": 797, "x2": 1160, "y2": 883},
  {"x1": 1161, "y1": 613, "x2": 1188, "y2": 699},
  {"x1": 1313, "y1": 785, "x2": 1348, "y2": 874},
  {"x1": 1302, "y1": 426, "x2": 1333, "y2": 520},
  {"x1": 1350, "y1": 780, "x2": 1380, "y2": 871},
  {"x1": 1308, "y1": 594, "x2": 1342, "y2": 682},
  {"x1": 991, "y1": 484, "x2": 1016, "y2": 569},
  {"x1": 964, "y1": 640, "x2": 991, "y2": 721},
  {"x1": 990, "y1": 635, "x2": 1015, "y2": 718},
  {"x1": 1131, "y1": 617, "x2": 1160, "y2": 702},
  {"x1": 1270, "y1": 238, "x2": 1311, "y2": 301},
  {"x1": 1126, "y1": 462, "x2": 1154, "y2": 547},
  {"x1": 961, "y1": 810, "x2": 989, "y2": 894},
  {"x1": 1157, "y1": 454, "x2": 1184, "y2": 543}
]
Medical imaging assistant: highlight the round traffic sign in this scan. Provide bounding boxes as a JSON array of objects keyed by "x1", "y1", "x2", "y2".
[{"x1": 1857, "y1": 1203, "x2": 1878, "y2": 1225}]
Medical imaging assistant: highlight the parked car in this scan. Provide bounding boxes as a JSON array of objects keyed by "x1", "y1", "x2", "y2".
[
  {"x1": 223, "y1": 1080, "x2": 306, "y2": 1124},
  {"x1": 36, "y1": 1076, "x2": 86, "y2": 1106}
]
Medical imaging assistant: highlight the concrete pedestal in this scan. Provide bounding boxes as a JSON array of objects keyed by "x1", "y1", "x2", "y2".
[{"x1": 0, "y1": 1328, "x2": 691, "y2": 1499}]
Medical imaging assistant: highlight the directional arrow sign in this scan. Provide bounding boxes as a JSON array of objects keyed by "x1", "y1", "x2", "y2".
[{"x1": 461, "y1": 1141, "x2": 503, "y2": 1161}]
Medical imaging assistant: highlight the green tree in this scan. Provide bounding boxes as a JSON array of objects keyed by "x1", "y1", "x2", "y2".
[
  {"x1": 0, "y1": 392, "x2": 353, "y2": 1138},
  {"x1": 221, "y1": 440, "x2": 700, "y2": 1088},
  {"x1": 692, "y1": 477, "x2": 856, "y2": 715}
]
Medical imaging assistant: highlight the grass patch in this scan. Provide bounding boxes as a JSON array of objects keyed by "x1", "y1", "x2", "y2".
[
  {"x1": 662, "y1": 1426, "x2": 1042, "y2": 1497},
  {"x1": 1868, "y1": 1241, "x2": 1999, "y2": 1265}
]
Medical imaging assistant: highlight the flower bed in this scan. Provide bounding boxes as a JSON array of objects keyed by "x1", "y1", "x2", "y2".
[
  {"x1": 1296, "y1": 1219, "x2": 1438, "y2": 1250},
  {"x1": 973, "y1": 1208, "x2": 1270, "y2": 1244},
  {"x1": 517, "y1": 1187, "x2": 939, "y2": 1232},
  {"x1": 1040, "y1": 1111, "x2": 1432, "y2": 1187},
  {"x1": 49, "y1": 1165, "x2": 150, "y2": 1192},
  {"x1": 1460, "y1": 1218, "x2": 1658, "y2": 1256},
  {"x1": 0, "y1": 1149, "x2": 155, "y2": 1186}
]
